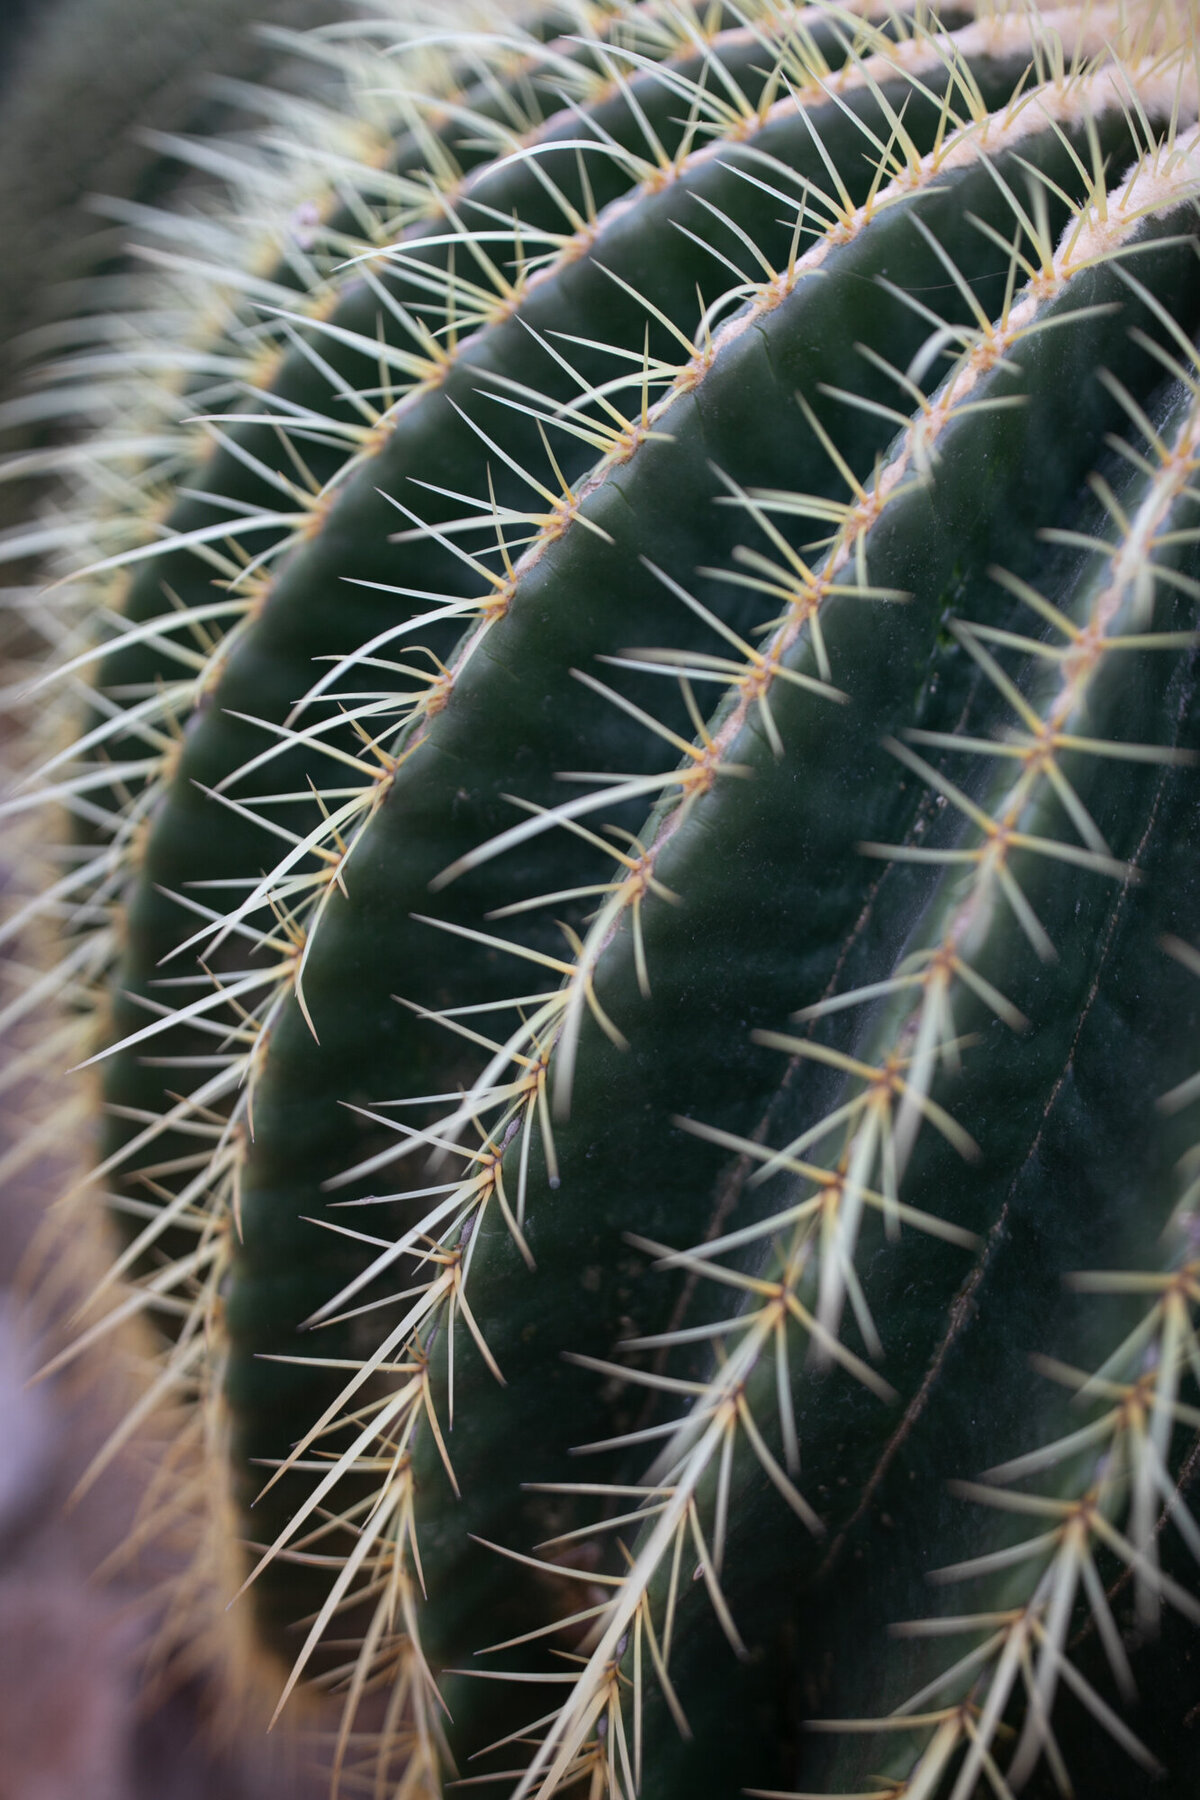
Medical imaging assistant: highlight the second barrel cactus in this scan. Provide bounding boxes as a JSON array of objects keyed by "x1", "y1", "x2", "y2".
[{"x1": 12, "y1": 0, "x2": 1200, "y2": 1794}]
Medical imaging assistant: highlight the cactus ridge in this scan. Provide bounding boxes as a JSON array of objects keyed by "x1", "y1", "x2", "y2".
[
  {"x1": 627, "y1": 336, "x2": 1200, "y2": 1799},
  {"x1": 6, "y1": 0, "x2": 761, "y2": 1173},
  {"x1": 9, "y1": 3, "x2": 1200, "y2": 1798},
  {"x1": 424, "y1": 235, "x2": 1200, "y2": 1795},
  {"x1": 63, "y1": 3, "x2": 928, "y2": 1080},
  {"x1": 797, "y1": 915, "x2": 1200, "y2": 1800}
]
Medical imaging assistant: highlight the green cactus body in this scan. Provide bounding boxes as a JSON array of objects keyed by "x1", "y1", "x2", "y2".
[{"x1": 12, "y1": 3, "x2": 1200, "y2": 1797}]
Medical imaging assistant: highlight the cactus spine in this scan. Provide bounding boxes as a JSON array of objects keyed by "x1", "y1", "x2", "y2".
[{"x1": 8, "y1": 2, "x2": 1200, "y2": 1796}]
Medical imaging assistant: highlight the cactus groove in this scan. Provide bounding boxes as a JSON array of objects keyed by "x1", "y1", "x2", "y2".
[{"x1": 11, "y1": 3, "x2": 1200, "y2": 1797}]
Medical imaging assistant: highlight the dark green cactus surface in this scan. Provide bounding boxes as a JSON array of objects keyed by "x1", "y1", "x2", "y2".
[{"x1": 11, "y1": 2, "x2": 1200, "y2": 1796}]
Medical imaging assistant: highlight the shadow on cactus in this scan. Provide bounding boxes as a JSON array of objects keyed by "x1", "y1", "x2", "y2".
[{"x1": 9, "y1": 0, "x2": 1200, "y2": 1795}]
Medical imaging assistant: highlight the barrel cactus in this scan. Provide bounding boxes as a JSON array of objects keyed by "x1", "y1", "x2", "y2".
[{"x1": 9, "y1": 0, "x2": 1200, "y2": 1794}]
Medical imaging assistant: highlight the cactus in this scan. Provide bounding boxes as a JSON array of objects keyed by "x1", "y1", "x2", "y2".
[
  {"x1": 9, "y1": 1, "x2": 1200, "y2": 1795},
  {"x1": 0, "y1": 0, "x2": 364, "y2": 424}
]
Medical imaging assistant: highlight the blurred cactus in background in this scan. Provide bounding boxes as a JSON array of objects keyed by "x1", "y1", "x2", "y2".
[{"x1": 0, "y1": 0, "x2": 355, "y2": 409}]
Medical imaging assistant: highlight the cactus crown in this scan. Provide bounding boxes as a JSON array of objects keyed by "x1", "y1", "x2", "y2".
[{"x1": 8, "y1": 2, "x2": 1200, "y2": 1796}]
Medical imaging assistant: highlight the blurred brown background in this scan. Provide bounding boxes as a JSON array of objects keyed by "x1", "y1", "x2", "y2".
[{"x1": 0, "y1": 3, "x2": 360, "y2": 1793}]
